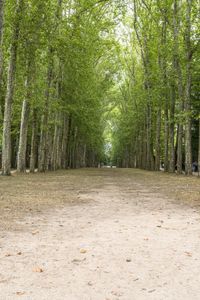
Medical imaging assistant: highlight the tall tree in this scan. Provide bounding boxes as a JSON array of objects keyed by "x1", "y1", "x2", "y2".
[
  {"x1": 0, "y1": 0, "x2": 5, "y2": 116},
  {"x1": 1, "y1": 0, "x2": 24, "y2": 175}
]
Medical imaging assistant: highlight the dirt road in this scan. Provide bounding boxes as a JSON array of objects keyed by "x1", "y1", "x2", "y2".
[{"x1": 0, "y1": 169, "x2": 200, "y2": 300}]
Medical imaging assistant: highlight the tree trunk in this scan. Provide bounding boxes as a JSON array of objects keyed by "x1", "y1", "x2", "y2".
[
  {"x1": 0, "y1": 0, "x2": 5, "y2": 117},
  {"x1": 61, "y1": 114, "x2": 69, "y2": 169},
  {"x1": 82, "y1": 144, "x2": 86, "y2": 168},
  {"x1": 30, "y1": 109, "x2": 37, "y2": 173},
  {"x1": 17, "y1": 59, "x2": 34, "y2": 172},
  {"x1": 184, "y1": 0, "x2": 192, "y2": 175},
  {"x1": 51, "y1": 112, "x2": 62, "y2": 171},
  {"x1": 1, "y1": 0, "x2": 23, "y2": 175},
  {"x1": 155, "y1": 106, "x2": 161, "y2": 171},
  {"x1": 146, "y1": 103, "x2": 154, "y2": 170},
  {"x1": 164, "y1": 100, "x2": 169, "y2": 172},
  {"x1": 17, "y1": 99, "x2": 30, "y2": 172},
  {"x1": 142, "y1": 123, "x2": 147, "y2": 169},
  {"x1": 172, "y1": 0, "x2": 184, "y2": 174},
  {"x1": 176, "y1": 124, "x2": 183, "y2": 173},
  {"x1": 0, "y1": 0, "x2": 4, "y2": 75},
  {"x1": 169, "y1": 84, "x2": 175, "y2": 172},
  {"x1": 198, "y1": 119, "x2": 200, "y2": 176},
  {"x1": 71, "y1": 127, "x2": 78, "y2": 169},
  {"x1": 38, "y1": 49, "x2": 53, "y2": 172}
]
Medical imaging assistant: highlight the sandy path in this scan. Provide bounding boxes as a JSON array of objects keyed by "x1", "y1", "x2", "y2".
[{"x1": 0, "y1": 169, "x2": 200, "y2": 300}]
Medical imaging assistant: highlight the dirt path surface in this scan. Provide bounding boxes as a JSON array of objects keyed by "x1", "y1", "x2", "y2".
[{"x1": 0, "y1": 169, "x2": 200, "y2": 300}]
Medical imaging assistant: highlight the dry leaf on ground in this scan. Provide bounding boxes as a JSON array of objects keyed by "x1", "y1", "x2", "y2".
[{"x1": 33, "y1": 267, "x2": 44, "y2": 273}]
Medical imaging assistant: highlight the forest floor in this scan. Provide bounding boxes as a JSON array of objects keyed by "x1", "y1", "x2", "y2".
[{"x1": 0, "y1": 168, "x2": 200, "y2": 300}]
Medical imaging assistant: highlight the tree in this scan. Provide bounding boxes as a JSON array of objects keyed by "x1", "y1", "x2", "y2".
[{"x1": 1, "y1": 0, "x2": 24, "y2": 175}]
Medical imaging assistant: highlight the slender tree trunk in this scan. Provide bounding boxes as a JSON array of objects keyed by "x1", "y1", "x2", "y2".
[
  {"x1": 57, "y1": 123, "x2": 62, "y2": 169},
  {"x1": 45, "y1": 131, "x2": 52, "y2": 170},
  {"x1": 159, "y1": 16, "x2": 169, "y2": 172},
  {"x1": 38, "y1": 49, "x2": 53, "y2": 172},
  {"x1": 30, "y1": 109, "x2": 37, "y2": 173},
  {"x1": 142, "y1": 122, "x2": 147, "y2": 169},
  {"x1": 71, "y1": 127, "x2": 77, "y2": 169},
  {"x1": 164, "y1": 100, "x2": 169, "y2": 172},
  {"x1": 169, "y1": 84, "x2": 175, "y2": 172},
  {"x1": 51, "y1": 112, "x2": 62, "y2": 171},
  {"x1": 1, "y1": 0, "x2": 23, "y2": 175},
  {"x1": 176, "y1": 124, "x2": 183, "y2": 173},
  {"x1": 0, "y1": 0, "x2": 5, "y2": 117},
  {"x1": 155, "y1": 106, "x2": 161, "y2": 171},
  {"x1": 17, "y1": 59, "x2": 34, "y2": 172},
  {"x1": 82, "y1": 144, "x2": 86, "y2": 167},
  {"x1": 146, "y1": 103, "x2": 154, "y2": 170},
  {"x1": 198, "y1": 119, "x2": 200, "y2": 176},
  {"x1": 17, "y1": 98, "x2": 30, "y2": 172},
  {"x1": 138, "y1": 131, "x2": 143, "y2": 169},
  {"x1": 184, "y1": 0, "x2": 192, "y2": 175},
  {"x1": 0, "y1": 0, "x2": 4, "y2": 75},
  {"x1": 61, "y1": 114, "x2": 69, "y2": 169},
  {"x1": 172, "y1": 0, "x2": 184, "y2": 174}
]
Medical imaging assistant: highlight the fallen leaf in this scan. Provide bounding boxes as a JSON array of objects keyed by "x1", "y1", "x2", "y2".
[
  {"x1": 0, "y1": 279, "x2": 8, "y2": 283},
  {"x1": 33, "y1": 267, "x2": 44, "y2": 273},
  {"x1": 148, "y1": 289, "x2": 156, "y2": 293},
  {"x1": 16, "y1": 291, "x2": 25, "y2": 296},
  {"x1": 32, "y1": 230, "x2": 39, "y2": 235},
  {"x1": 80, "y1": 248, "x2": 87, "y2": 254},
  {"x1": 71, "y1": 258, "x2": 86, "y2": 264},
  {"x1": 184, "y1": 251, "x2": 192, "y2": 257},
  {"x1": 5, "y1": 253, "x2": 12, "y2": 257},
  {"x1": 111, "y1": 291, "x2": 123, "y2": 297}
]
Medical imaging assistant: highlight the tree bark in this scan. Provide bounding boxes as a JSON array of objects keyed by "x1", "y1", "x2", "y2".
[
  {"x1": 184, "y1": 0, "x2": 192, "y2": 175},
  {"x1": 198, "y1": 118, "x2": 200, "y2": 176},
  {"x1": 17, "y1": 59, "x2": 34, "y2": 172},
  {"x1": 169, "y1": 83, "x2": 175, "y2": 172},
  {"x1": 0, "y1": 0, "x2": 5, "y2": 117},
  {"x1": 164, "y1": 100, "x2": 169, "y2": 172},
  {"x1": 1, "y1": 0, "x2": 24, "y2": 175},
  {"x1": 30, "y1": 109, "x2": 37, "y2": 173},
  {"x1": 38, "y1": 48, "x2": 53, "y2": 172},
  {"x1": 61, "y1": 114, "x2": 69, "y2": 169},
  {"x1": 173, "y1": 0, "x2": 184, "y2": 174},
  {"x1": 51, "y1": 112, "x2": 61, "y2": 171},
  {"x1": 155, "y1": 106, "x2": 161, "y2": 171}
]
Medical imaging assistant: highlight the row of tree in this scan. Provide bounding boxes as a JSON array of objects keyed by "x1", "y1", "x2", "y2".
[
  {"x1": 112, "y1": 0, "x2": 200, "y2": 175},
  {"x1": 0, "y1": 0, "x2": 120, "y2": 175}
]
